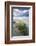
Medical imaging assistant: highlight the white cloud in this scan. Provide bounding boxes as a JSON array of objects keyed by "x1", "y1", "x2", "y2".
[{"x1": 13, "y1": 9, "x2": 29, "y2": 17}]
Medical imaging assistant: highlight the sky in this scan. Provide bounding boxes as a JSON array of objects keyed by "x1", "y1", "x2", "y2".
[{"x1": 13, "y1": 7, "x2": 30, "y2": 17}]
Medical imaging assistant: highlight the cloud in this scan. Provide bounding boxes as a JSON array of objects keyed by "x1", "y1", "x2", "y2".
[{"x1": 13, "y1": 9, "x2": 29, "y2": 17}]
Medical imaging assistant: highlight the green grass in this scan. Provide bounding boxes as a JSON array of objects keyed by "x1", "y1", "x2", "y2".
[{"x1": 16, "y1": 21, "x2": 29, "y2": 35}]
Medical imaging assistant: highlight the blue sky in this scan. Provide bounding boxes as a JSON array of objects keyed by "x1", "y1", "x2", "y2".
[{"x1": 13, "y1": 7, "x2": 30, "y2": 17}]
